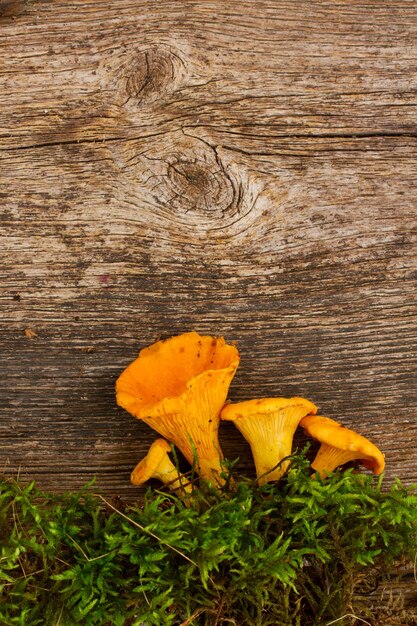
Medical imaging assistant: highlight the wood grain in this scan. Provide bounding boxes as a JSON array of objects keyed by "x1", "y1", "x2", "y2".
[{"x1": 1, "y1": 0, "x2": 416, "y2": 531}]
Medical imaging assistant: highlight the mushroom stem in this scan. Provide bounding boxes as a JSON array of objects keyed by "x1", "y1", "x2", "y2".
[
  {"x1": 152, "y1": 371, "x2": 232, "y2": 485},
  {"x1": 221, "y1": 397, "x2": 317, "y2": 486},
  {"x1": 250, "y1": 420, "x2": 297, "y2": 484},
  {"x1": 311, "y1": 446, "x2": 360, "y2": 478}
]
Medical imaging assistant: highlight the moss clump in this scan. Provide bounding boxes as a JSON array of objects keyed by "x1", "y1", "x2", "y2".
[{"x1": 0, "y1": 454, "x2": 416, "y2": 625}]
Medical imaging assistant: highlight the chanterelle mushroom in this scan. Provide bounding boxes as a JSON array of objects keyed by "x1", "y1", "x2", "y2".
[
  {"x1": 220, "y1": 397, "x2": 317, "y2": 485},
  {"x1": 131, "y1": 439, "x2": 192, "y2": 496},
  {"x1": 300, "y1": 414, "x2": 385, "y2": 478},
  {"x1": 116, "y1": 331, "x2": 240, "y2": 486}
]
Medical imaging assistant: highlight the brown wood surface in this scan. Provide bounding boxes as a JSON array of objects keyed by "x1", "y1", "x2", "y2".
[{"x1": 1, "y1": 0, "x2": 416, "y2": 513}]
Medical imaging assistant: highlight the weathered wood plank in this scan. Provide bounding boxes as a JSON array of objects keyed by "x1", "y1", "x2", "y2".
[
  {"x1": 0, "y1": 0, "x2": 416, "y2": 511},
  {"x1": 1, "y1": 133, "x2": 415, "y2": 497}
]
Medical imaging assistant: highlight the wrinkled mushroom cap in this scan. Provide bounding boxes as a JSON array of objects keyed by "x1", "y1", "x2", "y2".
[
  {"x1": 221, "y1": 397, "x2": 317, "y2": 422},
  {"x1": 221, "y1": 397, "x2": 318, "y2": 484},
  {"x1": 116, "y1": 331, "x2": 240, "y2": 484},
  {"x1": 116, "y1": 331, "x2": 239, "y2": 419},
  {"x1": 300, "y1": 414, "x2": 385, "y2": 475},
  {"x1": 131, "y1": 438, "x2": 193, "y2": 496}
]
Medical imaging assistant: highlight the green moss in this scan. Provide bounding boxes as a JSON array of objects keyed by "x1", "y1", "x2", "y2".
[{"x1": 0, "y1": 453, "x2": 416, "y2": 625}]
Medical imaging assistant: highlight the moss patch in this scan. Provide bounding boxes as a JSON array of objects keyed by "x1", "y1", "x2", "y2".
[{"x1": 0, "y1": 454, "x2": 416, "y2": 625}]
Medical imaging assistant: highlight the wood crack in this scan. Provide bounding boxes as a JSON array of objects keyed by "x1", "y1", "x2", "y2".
[{"x1": 2, "y1": 129, "x2": 417, "y2": 154}]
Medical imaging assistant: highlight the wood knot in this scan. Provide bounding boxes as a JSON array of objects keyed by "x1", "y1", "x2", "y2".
[
  {"x1": 167, "y1": 156, "x2": 235, "y2": 218},
  {"x1": 124, "y1": 48, "x2": 185, "y2": 106},
  {"x1": 111, "y1": 132, "x2": 266, "y2": 235}
]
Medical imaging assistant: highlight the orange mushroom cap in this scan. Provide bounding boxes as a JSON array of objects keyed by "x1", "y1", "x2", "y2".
[
  {"x1": 220, "y1": 397, "x2": 317, "y2": 485},
  {"x1": 131, "y1": 438, "x2": 192, "y2": 495},
  {"x1": 116, "y1": 331, "x2": 240, "y2": 486},
  {"x1": 300, "y1": 414, "x2": 385, "y2": 478}
]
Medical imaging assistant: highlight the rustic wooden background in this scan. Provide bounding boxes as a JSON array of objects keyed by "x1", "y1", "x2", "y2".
[{"x1": 1, "y1": 0, "x2": 416, "y2": 513}]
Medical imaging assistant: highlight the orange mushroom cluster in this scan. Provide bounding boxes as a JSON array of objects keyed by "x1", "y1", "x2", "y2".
[{"x1": 116, "y1": 332, "x2": 385, "y2": 494}]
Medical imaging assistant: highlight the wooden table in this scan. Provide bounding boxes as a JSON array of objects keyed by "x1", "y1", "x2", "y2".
[{"x1": 1, "y1": 2, "x2": 416, "y2": 505}]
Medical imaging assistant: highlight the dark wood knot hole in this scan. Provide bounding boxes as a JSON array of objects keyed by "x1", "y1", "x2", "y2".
[{"x1": 168, "y1": 157, "x2": 235, "y2": 218}]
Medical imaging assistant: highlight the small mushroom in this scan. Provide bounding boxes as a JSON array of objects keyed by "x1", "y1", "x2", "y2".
[
  {"x1": 220, "y1": 397, "x2": 318, "y2": 485},
  {"x1": 131, "y1": 439, "x2": 192, "y2": 496},
  {"x1": 116, "y1": 331, "x2": 240, "y2": 486},
  {"x1": 300, "y1": 414, "x2": 385, "y2": 478}
]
